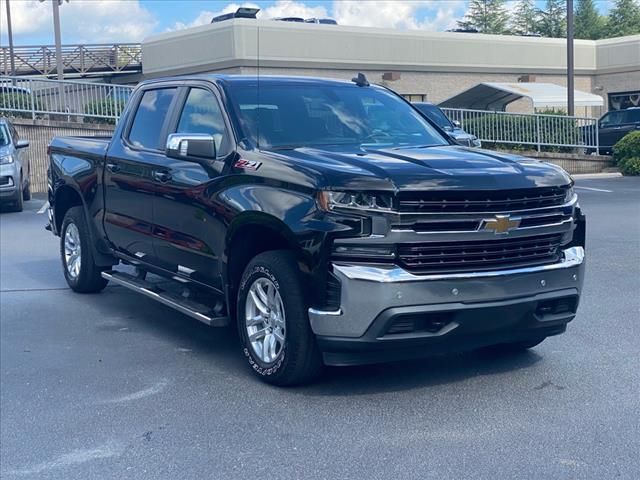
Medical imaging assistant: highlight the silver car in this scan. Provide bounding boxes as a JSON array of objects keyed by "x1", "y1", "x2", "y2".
[{"x1": 0, "y1": 118, "x2": 31, "y2": 212}]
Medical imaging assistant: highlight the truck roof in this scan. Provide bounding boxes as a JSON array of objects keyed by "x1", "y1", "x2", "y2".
[{"x1": 139, "y1": 74, "x2": 381, "y2": 89}]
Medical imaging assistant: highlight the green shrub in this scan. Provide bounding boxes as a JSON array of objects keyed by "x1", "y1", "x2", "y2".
[
  {"x1": 461, "y1": 109, "x2": 580, "y2": 153},
  {"x1": 613, "y1": 131, "x2": 640, "y2": 164},
  {"x1": 0, "y1": 92, "x2": 43, "y2": 119},
  {"x1": 83, "y1": 99, "x2": 126, "y2": 125},
  {"x1": 618, "y1": 157, "x2": 640, "y2": 176}
]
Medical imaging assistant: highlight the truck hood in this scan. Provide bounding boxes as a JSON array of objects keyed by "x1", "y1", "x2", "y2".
[{"x1": 271, "y1": 145, "x2": 572, "y2": 191}]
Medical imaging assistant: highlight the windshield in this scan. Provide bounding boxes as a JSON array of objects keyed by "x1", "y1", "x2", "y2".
[
  {"x1": 0, "y1": 125, "x2": 9, "y2": 147},
  {"x1": 413, "y1": 104, "x2": 453, "y2": 130},
  {"x1": 228, "y1": 83, "x2": 448, "y2": 150}
]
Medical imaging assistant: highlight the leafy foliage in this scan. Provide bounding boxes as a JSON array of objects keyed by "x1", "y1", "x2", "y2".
[
  {"x1": 83, "y1": 99, "x2": 126, "y2": 125},
  {"x1": 0, "y1": 92, "x2": 42, "y2": 119},
  {"x1": 511, "y1": 0, "x2": 539, "y2": 36},
  {"x1": 575, "y1": 0, "x2": 606, "y2": 39},
  {"x1": 618, "y1": 157, "x2": 640, "y2": 175},
  {"x1": 605, "y1": 0, "x2": 640, "y2": 37},
  {"x1": 613, "y1": 131, "x2": 640, "y2": 163},
  {"x1": 450, "y1": 0, "x2": 639, "y2": 39},
  {"x1": 457, "y1": 0, "x2": 510, "y2": 34},
  {"x1": 537, "y1": 0, "x2": 567, "y2": 38}
]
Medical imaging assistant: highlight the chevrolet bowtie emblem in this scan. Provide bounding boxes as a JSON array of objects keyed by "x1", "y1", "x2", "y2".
[{"x1": 482, "y1": 214, "x2": 521, "y2": 234}]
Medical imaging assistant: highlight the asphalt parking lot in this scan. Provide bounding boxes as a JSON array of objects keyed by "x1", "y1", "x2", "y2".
[{"x1": 1, "y1": 176, "x2": 639, "y2": 480}]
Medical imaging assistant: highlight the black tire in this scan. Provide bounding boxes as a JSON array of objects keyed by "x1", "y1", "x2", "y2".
[
  {"x1": 60, "y1": 206, "x2": 109, "y2": 293},
  {"x1": 22, "y1": 180, "x2": 31, "y2": 201},
  {"x1": 10, "y1": 180, "x2": 24, "y2": 212},
  {"x1": 489, "y1": 337, "x2": 546, "y2": 353},
  {"x1": 237, "y1": 250, "x2": 323, "y2": 386}
]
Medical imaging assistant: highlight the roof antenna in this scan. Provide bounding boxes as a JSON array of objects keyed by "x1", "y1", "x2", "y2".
[{"x1": 351, "y1": 72, "x2": 369, "y2": 87}]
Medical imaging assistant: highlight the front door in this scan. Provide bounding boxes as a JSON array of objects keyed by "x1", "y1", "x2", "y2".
[
  {"x1": 151, "y1": 86, "x2": 233, "y2": 289},
  {"x1": 103, "y1": 87, "x2": 179, "y2": 262},
  {"x1": 598, "y1": 110, "x2": 625, "y2": 151}
]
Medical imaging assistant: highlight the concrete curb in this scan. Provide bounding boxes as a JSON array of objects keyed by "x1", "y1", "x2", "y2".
[{"x1": 572, "y1": 172, "x2": 622, "y2": 179}]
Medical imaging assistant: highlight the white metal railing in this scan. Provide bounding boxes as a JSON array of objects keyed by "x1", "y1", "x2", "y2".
[
  {"x1": 441, "y1": 108, "x2": 600, "y2": 154},
  {"x1": 0, "y1": 75, "x2": 134, "y2": 122},
  {"x1": 1, "y1": 44, "x2": 142, "y2": 76}
]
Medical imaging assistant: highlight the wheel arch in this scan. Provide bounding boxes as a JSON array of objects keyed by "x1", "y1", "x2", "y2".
[
  {"x1": 224, "y1": 212, "x2": 309, "y2": 316},
  {"x1": 53, "y1": 184, "x2": 116, "y2": 267}
]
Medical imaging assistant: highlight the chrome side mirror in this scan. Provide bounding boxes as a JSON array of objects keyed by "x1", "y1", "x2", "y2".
[
  {"x1": 165, "y1": 133, "x2": 216, "y2": 161},
  {"x1": 16, "y1": 140, "x2": 29, "y2": 149},
  {"x1": 452, "y1": 120, "x2": 462, "y2": 128}
]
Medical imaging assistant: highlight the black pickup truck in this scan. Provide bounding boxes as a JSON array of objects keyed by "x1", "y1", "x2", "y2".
[{"x1": 47, "y1": 75, "x2": 586, "y2": 385}]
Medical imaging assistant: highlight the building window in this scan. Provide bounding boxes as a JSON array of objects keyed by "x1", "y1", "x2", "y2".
[
  {"x1": 402, "y1": 94, "x2": 427, "y2": 103},
  {"x1": 608, "y1": 91, "x2": 640, "y2": 111}
]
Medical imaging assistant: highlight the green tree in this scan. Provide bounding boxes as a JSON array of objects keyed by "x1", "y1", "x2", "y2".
[
  {"x1": 511, "y1": 0, "x2": 539, "y2": 36},
  {"x1": 574, "y1": 0, "x2": 605, "y2": 39},
  {"x1": 537, "y1": 0, "x2": 567, "y2": 37},
  {"x1": 457, "y1": 0, "x2": 510, "y2": 34},
  {"x1": 605, "y1": 0, "x2": 640, "y2": 38}
]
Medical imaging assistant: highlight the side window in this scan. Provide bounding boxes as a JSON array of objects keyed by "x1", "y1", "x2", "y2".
[
  {"x1": 601, "y1": 111, "x2": 623, "y2": 127},
  {"x1": 177, "y1": 88, "x2": 229, "y2": 156},
  {"x1": 128, "y1": 88, "x2": 177, "y2": 150},
  {"x1": 622, "y1": 109, "x2": 640, "y2": 124}
]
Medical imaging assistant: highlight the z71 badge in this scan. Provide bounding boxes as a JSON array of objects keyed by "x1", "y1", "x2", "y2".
[{"x1": 234, "y1": 159, "x2": 262, "y2": 171}]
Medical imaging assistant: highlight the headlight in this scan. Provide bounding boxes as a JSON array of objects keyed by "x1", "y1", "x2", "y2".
[
  {"x1": 0, "y1": 154, "x2": 14, "y2": 165},
  {"x1": 472, "y1": 137, "x2": 482, "y2": 148},
  {"x1": 317, "y1": 191, "x2": 395, "y2": 212},
  {"x1": 564, "y1": 185, "x2": 575, "y2": 203}
]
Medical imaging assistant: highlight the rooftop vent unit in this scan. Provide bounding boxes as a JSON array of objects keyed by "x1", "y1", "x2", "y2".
[{"x1": 211, "y1": 7, "x2": 260, "y2": 23}]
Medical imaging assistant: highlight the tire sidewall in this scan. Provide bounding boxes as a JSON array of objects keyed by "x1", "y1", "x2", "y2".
[
  {"x1": 237, "y1": 264, "x2": 289, "y2": 379},
  {"x1": 61, "y1": 213, "x2": 82, "y2": 289}
]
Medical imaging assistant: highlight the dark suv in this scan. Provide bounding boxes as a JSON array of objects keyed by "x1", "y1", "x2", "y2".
[
  {"x1": 597, "y1": 107, "x2": 640, "y2": 154},
  {"x1": 413, "y1": 102, "x2": 481, "y2": 148}
]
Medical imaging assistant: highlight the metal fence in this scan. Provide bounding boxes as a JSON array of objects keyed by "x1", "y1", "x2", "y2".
[
  {"x1": 441, "y1": 108, "x2": 599, "y2": 154},
  {"x1": 0, "y1": 75, "x2": 134, "y2": 123},
  {"x1": 1, "y1": 44, "x2": 142, "y2": 76}
]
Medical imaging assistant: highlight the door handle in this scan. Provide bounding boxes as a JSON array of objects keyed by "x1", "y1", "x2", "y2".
[
  {"x1": 106, "y1": 162, "x2": 121, "y2": 173},
  {"x1": 153, "y1": 171, "x2": 172, "y2": 183}
]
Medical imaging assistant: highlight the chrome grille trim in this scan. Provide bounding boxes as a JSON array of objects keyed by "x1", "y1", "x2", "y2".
[{"x1": 397, "y1": 186, "x2": 572, "y2": 214}]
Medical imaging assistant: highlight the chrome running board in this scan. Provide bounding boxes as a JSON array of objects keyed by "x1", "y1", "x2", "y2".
[{"x1": 101, "y1": 271, "x2": 229, "y2": 327}]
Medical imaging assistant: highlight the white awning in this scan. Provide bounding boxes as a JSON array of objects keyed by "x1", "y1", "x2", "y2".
[{"x1": 439, "y1": 82, "x2": 605, "y2": 111}]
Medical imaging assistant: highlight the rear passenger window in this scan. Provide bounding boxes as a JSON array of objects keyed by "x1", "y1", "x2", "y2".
[
  {"x1": 177, "y1": 88, "x2": 229, "y2": 156},
  {"x1": 128, "y1": 88, "x2": 177, "y2": 150}
]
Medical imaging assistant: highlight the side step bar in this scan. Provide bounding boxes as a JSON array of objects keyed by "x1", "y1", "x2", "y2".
[{"x1": 101, "y1": 271, "x2": 230, "y2": 327}]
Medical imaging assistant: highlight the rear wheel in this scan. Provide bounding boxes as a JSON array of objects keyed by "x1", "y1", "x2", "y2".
[
  {"x1": 237, "y1": 250, "x2": 323, "y2": 386},
  {"x1": 60, "y1": 206, "x2": 109, "y2": 293}
]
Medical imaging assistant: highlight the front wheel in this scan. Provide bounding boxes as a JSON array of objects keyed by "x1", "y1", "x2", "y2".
[
  {"x1": 23, "y1": 180, "x2": 31, "y2": 201},
  {"x1": 237, "y1": 250, "x2": 323, "y2": 386},
  {"x1": 60, "y1": 206, "x2": 109, "y2": 293}
]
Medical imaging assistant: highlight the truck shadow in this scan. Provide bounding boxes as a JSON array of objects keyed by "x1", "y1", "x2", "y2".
[
  {"x1": 94, "y1": 287, "x2": 543, "y2": 395},
  {"x1": 301, "y1": 349, "x2": 543, "y2": 396}
]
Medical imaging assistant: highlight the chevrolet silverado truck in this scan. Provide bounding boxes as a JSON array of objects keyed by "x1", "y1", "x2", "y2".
[{"x1": 47, "y1": 75, "x2": 586, "y2": 385}]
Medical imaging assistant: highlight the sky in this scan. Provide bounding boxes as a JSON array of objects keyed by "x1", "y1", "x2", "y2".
[{"x1": 0, "y1": 0, "x2": 615, "y2": 46}]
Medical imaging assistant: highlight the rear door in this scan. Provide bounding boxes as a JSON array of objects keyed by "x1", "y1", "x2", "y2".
[
  {"x1": 103, "y1": 86, "x2": 179, "y2": 261},
  {"x1": 150, "y1": 85, "x2": 234, "y2": 289}
]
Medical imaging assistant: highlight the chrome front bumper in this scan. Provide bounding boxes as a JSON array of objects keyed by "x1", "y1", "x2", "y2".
[{"x1": 309, "y1": 247, "x2": 585, "y2": 338}]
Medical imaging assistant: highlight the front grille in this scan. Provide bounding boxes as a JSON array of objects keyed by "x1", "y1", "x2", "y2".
[
  {"x1": 397, "y1": 233, "x2": 563, "y2": 273},
  {"x1": 398, "y1": 186, "x2": 569, "y2": 213}
]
